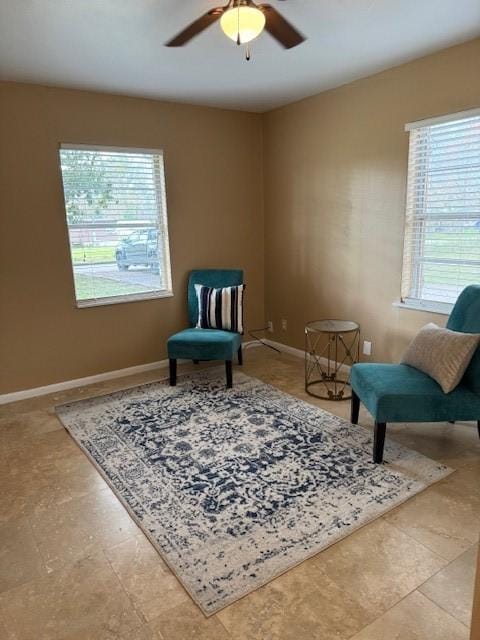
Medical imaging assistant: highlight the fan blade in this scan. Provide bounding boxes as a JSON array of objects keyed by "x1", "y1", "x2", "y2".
[
  {"x1": 165, "y1": 8, "x2": 224, "y2": 47},
  {"x1": 259, "y1": 4, "x2": 305, "y2": 49}
]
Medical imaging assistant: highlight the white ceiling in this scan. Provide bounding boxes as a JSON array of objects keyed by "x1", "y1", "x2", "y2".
[{"x1": 1, "y1": 0, "x2": 479, "y2": 112}]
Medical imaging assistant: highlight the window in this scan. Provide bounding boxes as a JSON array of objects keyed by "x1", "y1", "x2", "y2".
[
  {"x1": 401, "y1": 108, "x2": 480, "y2": 313},
  {"x1": 59, "y1": 144, "x2": 172, "y2": 307}
]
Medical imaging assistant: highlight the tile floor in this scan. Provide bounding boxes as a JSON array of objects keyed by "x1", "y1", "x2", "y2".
[{"x1": 0, "y1": 347, "x2": 478, "y2": 639}]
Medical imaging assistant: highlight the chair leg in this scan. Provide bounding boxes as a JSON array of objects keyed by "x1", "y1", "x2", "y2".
[
  {"x1": 373, "y1": 422, "x2": 386, "y2": 463},
  {"x1": 193, "y1": 360, "x2": 199, "y2": 364},
  {"x1": 238, "y1": 345, "x2": 243, "y2": 366},
  {"x1": 225, "y1": 360, "x2": 233, "y2": 388},
  {"x1": 350, "y1": 390, "x2": 360, "y2": 424},
  {"x1": 169, "y1": 358, "x2": 177, "y2": 386}
]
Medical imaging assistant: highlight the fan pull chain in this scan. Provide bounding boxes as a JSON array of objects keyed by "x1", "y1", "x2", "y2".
[
  {"x1": 236, "y1": 4, "x2": 241, "y2": 45},
  {"x1": 245, "y1": 43, "x2": 251, "y2": 61}
]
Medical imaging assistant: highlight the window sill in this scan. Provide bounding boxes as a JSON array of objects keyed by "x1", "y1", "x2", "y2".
[
  {"x1": 392, "y1": 300, "x2": 452, "y2": 316},
  {"x1": 76, "y1": 290, "x2": 174, "y2": 309}
]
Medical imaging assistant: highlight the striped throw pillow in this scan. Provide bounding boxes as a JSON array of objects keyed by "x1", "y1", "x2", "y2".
[{"x1": 195, "y1": 284, "x2": 245, "y2": 334}]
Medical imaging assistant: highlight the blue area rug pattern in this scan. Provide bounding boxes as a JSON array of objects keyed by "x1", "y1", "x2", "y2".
[{"x1": 56, "y1": 370, "x2": 452, "y2": 615}]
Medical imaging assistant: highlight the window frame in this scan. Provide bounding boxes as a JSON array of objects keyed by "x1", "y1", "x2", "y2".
[
  {"x1": 58, "y1": 143, "x2": 173, "y2": 309},
  {"x1": 398, "y1": 107, "x2": 480, "y2": 314}
]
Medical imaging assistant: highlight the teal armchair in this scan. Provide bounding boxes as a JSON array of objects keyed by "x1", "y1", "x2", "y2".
[
  {"x1": 350, "y1": 285, "x2": 480, "y2": 463},
  {"x1": 167, "y1": 269, "x2": 244, "y2": 388}
]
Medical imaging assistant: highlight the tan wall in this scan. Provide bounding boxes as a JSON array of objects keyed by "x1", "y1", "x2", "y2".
[
  {"x1": 0, "y1": 83, "x2": 264, "y2": 394},
  {"x1": 263, "y1": 38, "x2": 480, "y2": 362}
]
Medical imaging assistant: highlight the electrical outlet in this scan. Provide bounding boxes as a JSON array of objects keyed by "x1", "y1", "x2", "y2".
[
  {"x1": 363, "y1": 340, "x2": 372, "y2": 356},
  {"x1": 267, "y1": 320, "x2": 274, "y2": 333},
  {"x1": 281, "y1": 318, "x2": 287, "y2": 331}
]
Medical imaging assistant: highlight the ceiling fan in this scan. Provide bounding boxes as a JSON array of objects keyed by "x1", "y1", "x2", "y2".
[{"x1": 165, "y1": 0, "x2": 305, "y2": 57}]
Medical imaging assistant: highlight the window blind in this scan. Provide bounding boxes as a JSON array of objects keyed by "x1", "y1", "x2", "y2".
[
  {"x1": 59, "y1": 145, "x2": 172, "y2": 307},
  {"x1": 401, "y1": 109, "x2": 480, "y2": 310}
]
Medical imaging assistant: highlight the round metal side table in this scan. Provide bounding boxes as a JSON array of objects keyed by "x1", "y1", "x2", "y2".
[{"x1": 305, "y1": 319, "x2": 360, "y2": 400}]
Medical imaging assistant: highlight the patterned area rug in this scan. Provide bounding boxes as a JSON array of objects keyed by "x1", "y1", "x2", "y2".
[{"x1": 56, "y1": 370, "x2": 452, "y2": 615}]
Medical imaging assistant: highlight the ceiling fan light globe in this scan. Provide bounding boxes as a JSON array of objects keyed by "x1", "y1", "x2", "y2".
[{"x1": 220, "y1": 6, "x2": 266, "y2": 44}]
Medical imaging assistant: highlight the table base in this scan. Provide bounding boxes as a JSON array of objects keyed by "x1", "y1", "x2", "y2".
[{"x1": 306, "y1": 378, "x2": 352, "y2": 401}]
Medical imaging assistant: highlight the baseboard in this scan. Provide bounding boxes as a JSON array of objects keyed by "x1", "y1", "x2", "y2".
[
  {"x1": 262, "y1": 338, "x2": 305, "y2": 360},
  {"x1": 0, "y1": 359, "x2": 174, "y2": 406},
  {"x1": 262, "y1": 338, "x2": 352, "y2": 374},
  {"x1": 0, "y1": 340, "x2": 259, "y2": 406}
]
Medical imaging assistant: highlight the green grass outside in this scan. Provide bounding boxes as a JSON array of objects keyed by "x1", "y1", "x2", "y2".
[
  {"x1": 423, "y1": 264, "x2": 480, "y2": 285},
  {"x1": 71, "y1": 246, "x2": 116, "y2": 264},
  {"x1": 422, "y1": 229, "x2": 480, "y2": 285},
  {"x1": 424, "y1": 229, "x2": 480, "y2": 260},
  {"x1": 74, "y1": 274, "x2": 151, "y2": 300}
]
